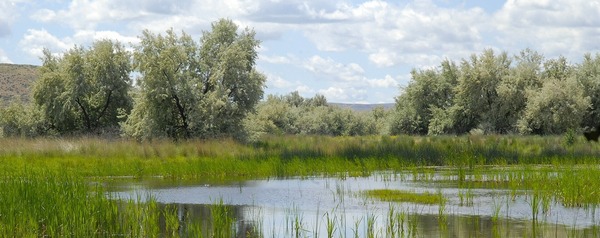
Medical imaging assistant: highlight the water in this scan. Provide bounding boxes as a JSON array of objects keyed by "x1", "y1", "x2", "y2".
[{"x1": 109, "y1": 172, "x2": 600, "y2": 237}]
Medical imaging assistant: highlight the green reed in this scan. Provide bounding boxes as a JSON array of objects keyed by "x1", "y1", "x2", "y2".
[
  {"x1": 0, "y1": 171, "x2": 187, "y2": 237},
  {"x1": 1, "y1": 135, "x2": 600, "y2": 180},
  {"x1": 2, "y1": 135, "x2": 600, "y2": 237},
  {"x1": 364, "y1": 189, "x2": 445, "y2": 205}
]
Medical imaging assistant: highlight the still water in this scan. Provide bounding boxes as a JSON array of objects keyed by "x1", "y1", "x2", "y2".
[{"x1": 110, "y1": 172, "x2": 600, "y2": 237}]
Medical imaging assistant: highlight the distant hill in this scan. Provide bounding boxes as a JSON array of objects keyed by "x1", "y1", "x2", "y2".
[
  {"x1": 329, "y1": 103, "x2": 395, "y2": 112},
  {"x1": 0, "y1": 64, "x2": 39, "y2": 104}
]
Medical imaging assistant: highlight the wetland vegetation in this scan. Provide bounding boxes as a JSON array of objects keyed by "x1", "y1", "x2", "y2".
[
  {"x1": 1, "y1": 135, "x2": 600, "y2": 237},
  {"x1": 2, "y1": 17, "x2": 600, "y2": 237}
]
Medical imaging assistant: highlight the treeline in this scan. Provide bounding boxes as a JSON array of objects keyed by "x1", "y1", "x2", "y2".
[
  {"x1": 1, "y1": 21, "x2": 599, "y2": 139},
  {"x1": 391, "y1": 49, "x2": 600, "y2": 135},
  {"x1": 244, "y1": 92, "x2": 389, "y2": 139},
  {"x1": 0, "y1": 19, "x2": 265, "y2": 140}
]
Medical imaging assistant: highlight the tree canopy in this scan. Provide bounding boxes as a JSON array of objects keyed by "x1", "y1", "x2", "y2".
[
  {"x1": 4, "y1": 20, "x2": 600, "y2": 139},
  {"x1": 391, "y1": 48, "x2": 597, "y2": 135},
  {"x1": 32, "y1": 40, "x2": 132, "y2": 134},
  {"x1": 123, "y1": 19, "x2": 266, "y2": 140}
]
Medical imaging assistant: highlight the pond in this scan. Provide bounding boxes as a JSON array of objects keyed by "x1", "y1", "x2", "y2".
[{"x1": 110, "y1": 171, "x2": 600, "y2": 237}]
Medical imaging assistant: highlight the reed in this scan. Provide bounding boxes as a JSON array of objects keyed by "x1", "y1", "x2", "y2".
[
  {"x1": 2, "y1": 135, "x2": 600, "y2": 236},
  {"x1": 364, "y1": 189, "x2": 445, "y2": 205},
  {"x1": 2, "y1": 135, "x2": 600, "y2": 180},
  {"x1": 0, "y1": 171, "x2": 186, "y2": 237},
  {"x1": 210, "y1": 199, "x2": 235, "y2": 238}
]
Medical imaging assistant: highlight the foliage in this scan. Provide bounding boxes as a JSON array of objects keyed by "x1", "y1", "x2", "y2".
[
  {"x1": 245, "y1": 92, "x2": 383, "y2": 138},
  {"x1": 32, "y1": 40, "x2": 132, "y2": 135},
  {"x1": 2, "y1": 135, "x2": 600, "y2": 180},
  {"x1": 517, "y1": 76, "x2": 590, "y2": 134},
  {"x1": 3, "y1": 136, "x2": 600, "y2": 236},
  {"x1": 391, "y1": 60, "x2": 458, "y2": 135},
  {"x1": 0, "y1": 100, "x2": 44, "y2": 137},
  {"x1": 574, "y1": 53, "x2": 600, "y2": 130},
  {"x1": 123, "y1": 19, "x2": 265, "y2": 140},
  {"x1": 392, "y1": 48, "x2": 597, "y2": 135},
  {"x1": 364, "y1": 189, "x2": 445, "y2": 204}
]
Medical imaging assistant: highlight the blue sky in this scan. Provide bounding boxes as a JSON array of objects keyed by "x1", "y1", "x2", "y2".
[{"x1": 1, "y1": 0, "x2": 599, "y2": 103}]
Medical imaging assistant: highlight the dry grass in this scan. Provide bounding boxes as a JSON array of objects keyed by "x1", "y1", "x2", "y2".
[{"x1": 0, "y1": 63, "x2": 39, "y2": 105}]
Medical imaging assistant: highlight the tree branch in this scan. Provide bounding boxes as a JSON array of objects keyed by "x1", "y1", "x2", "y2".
[{"x1": 75, "y1": 98, "x2": 92, "y2": 130}]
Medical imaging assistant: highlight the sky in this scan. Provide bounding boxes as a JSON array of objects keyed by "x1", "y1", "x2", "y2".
[{"x1": 1, "y1": 0, "x2": 600, "y2": 103}]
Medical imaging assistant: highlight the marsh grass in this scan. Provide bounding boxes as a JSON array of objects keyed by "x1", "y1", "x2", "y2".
[
  {"x1": 2, "y1": 135, "x2": 600, "y2": 236},
  {"x1": 0, "y1": 171, "x2": 187, "y2": 237},
  {"x1": 2, "y1": 135, "x2": 600, "y2": 180},
  {"x1": 364, "y1": 189, "x2": 445, "y2": 205},
  {"x1": 210, "y1": 199, "x2": 236, "y2": 238}
]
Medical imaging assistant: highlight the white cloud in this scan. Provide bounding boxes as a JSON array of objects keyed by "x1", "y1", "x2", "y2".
[
  {"x1": 367, "y1": 75, "x2": 398, "y2": 88},
  {"x1": 319, "y1": 87, "x2": 346, "y2": 100},
  {"x1": 264, "y1": 72, "x2": 294, "y2": 89},
  {"x1": 0, "y1": 49, "x2": 12, "y2": 63},
  {"x1": 304, "y1": 55, "x2": 365, "y2": 82},
  {"x1": 302, "y1": 0, "x2": 488, "y2": 67},
  {"x1": 259, "y1": 54, "x2": 292, "y2": 64},
  {"x1": 19, "y1": 28, "x2": 139, "y2": 59},
  {"x1": 0, "y1": 0, "x2": 27, "y2": 38},
  {"x1": 9, "y1": 0, "x2": 600, "y2": 104},
  {"x1": 73, "y1": 30, "x2": 140, "y2": 45},
  {"x1": 295, "y1": 85, "x2": 315, "y2": 95},
  {"x1": 303, "y1": 55, "x2": 398, "y2": 88},
  {"x1": 301, "y1": 55, "x2": 400, "y2": 102},
  {"x1": 494, "y1": 0, "x2": 600, "y2": 59},
  {"x1": 19, "y1": 29, "x2": 72, "y2": 58},
  {"x1": 318, "y1": 86, "x2": 368, "y2": 103},
  {"x1": 30, "y1": 9, "x2": 56, "y2": 22}
]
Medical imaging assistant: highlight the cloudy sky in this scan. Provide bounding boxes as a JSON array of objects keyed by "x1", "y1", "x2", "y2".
[{"x1": 1, "y1": 0, "x2": 599, "y2": 103}]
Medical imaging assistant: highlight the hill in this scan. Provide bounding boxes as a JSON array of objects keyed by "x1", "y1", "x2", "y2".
[
  {"x1": 0, "y1": 64, "x2": 39, "y2": 104},
  {"x1": 329, "y1": 103, "x2": 395, "y2": 112}
]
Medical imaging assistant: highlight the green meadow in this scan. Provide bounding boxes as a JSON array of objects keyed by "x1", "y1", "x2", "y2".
[{"x1": 1, "y1": 135, "x2": 600, "y2": 237}]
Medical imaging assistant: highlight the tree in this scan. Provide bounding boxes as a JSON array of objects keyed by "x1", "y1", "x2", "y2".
[
  {"x1": 518, "y1": 56, "x2": 589, "y2": 134},
  {"x1": 574, "y1": 53, "x2": 600, "y2": 130},
  {"x1": 33, "y1": 40, "x2": 132, "y2": 134},
  {"x1": 124, "y1": 19, "x2": 266, "y2": 140},
  {"x1": 391, "y1": 59, "x2": 458, "y2": 135},
  {"x1": 33, "y1": 49, "x2": 78, "y2": 133},
  {"x1": 494, "y1": 49, "x2": 544, "y2": 133},
  {"x1": 245, "y1": 94, "x2": 298, "y2": 136},
  {"x1": 0, "y1": 100, "x2": 44, "y2": 137},
  {"x1": 451, "y1": 49, "x2": 511, "y2": 133},
  {"x1": 518, "y1": 76, "x2": 590, "y2": 134}
]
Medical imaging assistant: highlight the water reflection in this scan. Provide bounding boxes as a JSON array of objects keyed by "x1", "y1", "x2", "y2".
[
  {"x1": 156, "y1": 203, "x2": 261, "y2": 238},
  {"x1": 110, "y1": 173, "x2": 600, "y2": 237},
  {"x1": 154, "y1": 203, "x2": 599, "y2": 237}
]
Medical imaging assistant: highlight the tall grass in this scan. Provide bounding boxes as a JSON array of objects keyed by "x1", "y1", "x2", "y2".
[
  {"x1": 1, "y1": 135, "x2": 599, "y2": 180},
  {"x1": 2, "y1": 135, "x2": 600, "y2": 236},
  {"x1": 0, "y1": 171, "x2": 189, "y2": 237}
]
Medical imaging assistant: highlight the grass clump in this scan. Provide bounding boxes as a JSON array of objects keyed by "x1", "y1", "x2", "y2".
[{"x1": 364, "y1": 189, "x2": 445, "y2": 205}]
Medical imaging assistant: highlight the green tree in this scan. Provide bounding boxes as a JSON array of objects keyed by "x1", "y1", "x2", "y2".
[
  {"x1": 451, "y1": 49, "x2": 511, "y2": 133},
  {"x1": 245, "y1": 94, "x2": 299, "y2": 136},
  {"x1": 33, "y1": 49, "x2": 78, "y2": 133},
  {"x1": 124, "y1": 19, "x2": 265, "y2": 140},
  {"x1": 518, "y1": 56, "x2": 588, "y2": 134},
  {"x1": 33, "y1": 40, "x2": 132, "y2": 134},
  {"x1": 518, "y1": 76, "x2": 590, "y2": 134},
  {"x1": 574, "y1": 53, "x2": 600, "y2": 130},
  {"x1": 0, "y1": 101, "x2": 44, "y2": 137},
  {"x1": 494, "y1": 49, "x2": 544, "y2": 133},
  {"x1": 391, "y1": 59, "x2": 458, "y2": 135}
]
